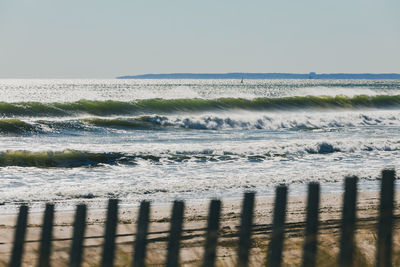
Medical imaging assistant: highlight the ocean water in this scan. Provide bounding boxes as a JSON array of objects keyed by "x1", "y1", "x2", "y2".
[{"x1": 0, "y1": 79, "x2": 399, "y2": 211}]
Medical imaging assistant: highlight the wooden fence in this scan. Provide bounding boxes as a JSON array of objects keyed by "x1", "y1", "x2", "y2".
[{"x1": 5, "y1": 169, "x2": 397, "y2": 267}]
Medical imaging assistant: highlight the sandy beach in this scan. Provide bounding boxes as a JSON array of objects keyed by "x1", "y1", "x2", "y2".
[{"x1": 0, "y1": 190, "x2": 399, "y2": 266}]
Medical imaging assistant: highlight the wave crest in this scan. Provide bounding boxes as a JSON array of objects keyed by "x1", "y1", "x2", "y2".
[
  {"x1": 1, "y1": 111, "x2": 400, "y2": 135},
  {"x1": 0, "y1": 95, "x2": 400, "y2": 117},
  {"x1": 0, "y1": 150, "x2": 124, "y2": 168},
  {"x1": 1, "y1": 142, "x2": 399, "y2": 168}
]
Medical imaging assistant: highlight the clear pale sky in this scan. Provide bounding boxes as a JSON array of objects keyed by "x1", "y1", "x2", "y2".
[{"x1": 0, "y1": 0, "x2": 399, "y2": 78}]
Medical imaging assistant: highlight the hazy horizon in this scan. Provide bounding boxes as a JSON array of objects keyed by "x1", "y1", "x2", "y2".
[
  {"x1": 1, "y1": 0, "x2": 399, "y2": 78},
  {"x1": 1, "y1": 71, "x2": 400, "y2": 80}
]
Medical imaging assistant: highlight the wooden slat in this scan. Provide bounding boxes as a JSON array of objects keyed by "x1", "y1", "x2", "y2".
[
  {"x1": 202, "y1": 199, "x2": 221, "y2": 267},
  {"x1": 132, "y1": 201, "x2": 150, "y2": 267},
  {"x1": 9, "y1": 205, "x2": 29, "y2": 267},
  {"x1": 37, "y1": 203, "x2": 55, "y2": 267},
  {"x1": 69, "y1": 204, "x2": 87, "y2": 267},
  {"x1": 237, "y1": 192, "x2": 255, "y2": 267},
  {"x1": 302, "y1": 183, "x2": 320, "y2": 267},
  {"x1": 101, "y1": 199, "x2": 119, "y2": 267},
  {"x1": 376, "y1": 169, "x2": 395, "y2": 267},
  {"x1": 338, "y1": 176, "x2": 358, "y2": 267},
  {"x1": 166, "y1": 200, "x2": 185, "y2": 267},
  {"x1": 266, "y1": 185, "x2": 288, "y2": 267}
]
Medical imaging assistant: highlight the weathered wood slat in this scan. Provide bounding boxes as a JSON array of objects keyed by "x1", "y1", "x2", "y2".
[
  {"x1": 302, "y1": 183, "x2": 320, "y2": 267},
  {"x1": 376, "y1": 169, "x2": 395, "y2": 267},
  {"x1": 202, "y1": 199, "x2": 221, "y2": 267},
  {"x1": 4, "y1": 168, "x2": 398, "y2": 267},
  {"x1": 338, "y1": 176, "x2": 358, "y2": 267},
  {"x1": 267, "y1": 185, "x2": 288, "y2": 267},
  {"x1": 69, "y1": 204, "x2": 87, "y2": 267},
  {"x1": 166, "y1": 200, "x2": 185, "y2": 267},
  {"x1": 9, "y1": 205, "x2": 29, "y2": 267},
  {"x1": 37, "y1": 203, "x2": 55, "y2": 267},
  {"x1": 132, "y1": 201, "x2": 150, "y2": 267},
  {"x1": 237, "y1": 192, "x2": 255, "y2": 267},
  {"x1": 101, "y1": 199, "x2": 119, "y2": 267}
]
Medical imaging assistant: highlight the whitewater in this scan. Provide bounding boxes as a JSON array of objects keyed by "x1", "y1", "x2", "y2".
[{"x1": 0, "y1": 79, "x2": 399, "y2": 211}]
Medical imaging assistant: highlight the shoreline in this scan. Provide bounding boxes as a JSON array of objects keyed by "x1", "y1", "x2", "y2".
[{"x1": 0, "y1": 179, "x2": 385, "y2": 215}]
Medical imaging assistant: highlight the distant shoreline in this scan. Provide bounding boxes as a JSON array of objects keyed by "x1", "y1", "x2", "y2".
[{"x1": 117, "y1": 72, "x2": 400, "y2": 79}]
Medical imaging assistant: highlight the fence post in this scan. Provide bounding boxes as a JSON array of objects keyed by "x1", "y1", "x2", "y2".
[
  {"x1": 338, "y1": 176, "x2": 358, "y2": 267},
  {"x1": 37, "y1": 203, "x2": 55, "y2": 267},
  {"x1": 376, "y1": 169, "x2": 395, "y2": 267},
  {"x1": 101, "y1": 199, "x2": 119, "y2": 267},
  {"x1": 69, "y1": 204, "x2": 87, "y2": 267},
  {"x1": 9, "y1": 205, "x2": 29, "y2": 267},
  {"x1": 132, "y1": 201, "x2": 150, "y2": 267},
  {"x1": 202, "y1": 199, "x2": 221, "y2": 267},
  {"x1": 266, "y1": 185, "x2": 288, "y2": 267},
  {"x1": 237, "y1": 192, "x2": 255, "y2": 267},
  {"x1": 302, "y1": 183, "x2": 320, "y2": 267},
  {"x1": 166, "y1": 200, "x2": 185, "y2": 267}
]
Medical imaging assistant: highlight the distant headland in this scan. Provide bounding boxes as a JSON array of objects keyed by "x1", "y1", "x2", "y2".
[{"x1": 117, "y1": 72, "x2": 400, "y2": 79}]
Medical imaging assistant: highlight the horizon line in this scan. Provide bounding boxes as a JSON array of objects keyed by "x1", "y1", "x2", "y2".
[
  {"x1": 1, "y1": 72, "x2": 400, "y2": 80},
  {"x1": 117, "y1": 72, "x2": 400, "y2": 80}
]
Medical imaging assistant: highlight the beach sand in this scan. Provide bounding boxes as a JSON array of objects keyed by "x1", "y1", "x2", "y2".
[{"x1": 0, "y1": 191, "x2": 399, "y2": 266}]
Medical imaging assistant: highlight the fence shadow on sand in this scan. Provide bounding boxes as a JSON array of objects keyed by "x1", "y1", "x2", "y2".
[{"x1": 5, "y1": 169, "x2": 398, "y2": 267}]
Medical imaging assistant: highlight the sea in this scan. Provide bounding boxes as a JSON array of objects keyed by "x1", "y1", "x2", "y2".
[{"x1": 0, "y1": 79, "x2": 399, "y2": 211}]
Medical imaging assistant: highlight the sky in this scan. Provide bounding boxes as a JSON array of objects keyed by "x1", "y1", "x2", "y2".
[{"x1": 0, "y1": 0, "x2": 399, "y2": 78}]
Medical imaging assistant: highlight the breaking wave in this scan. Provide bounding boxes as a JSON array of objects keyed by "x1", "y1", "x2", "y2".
[
  {"x1": 0, "y1": 95, "x2": 400, "y2": 117},
  {"x1": 1, "y1": 111, "x2": 400, "y2": 135},
  {"x1": 0, "y1": 119, "x2": 40, "y2": 134},
  {"x1": 1, "y1": 142, "x2": 399, "y2": 168},
  {"x1": 0, "y1": 150, "x2": 124, "y2": 168}
]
